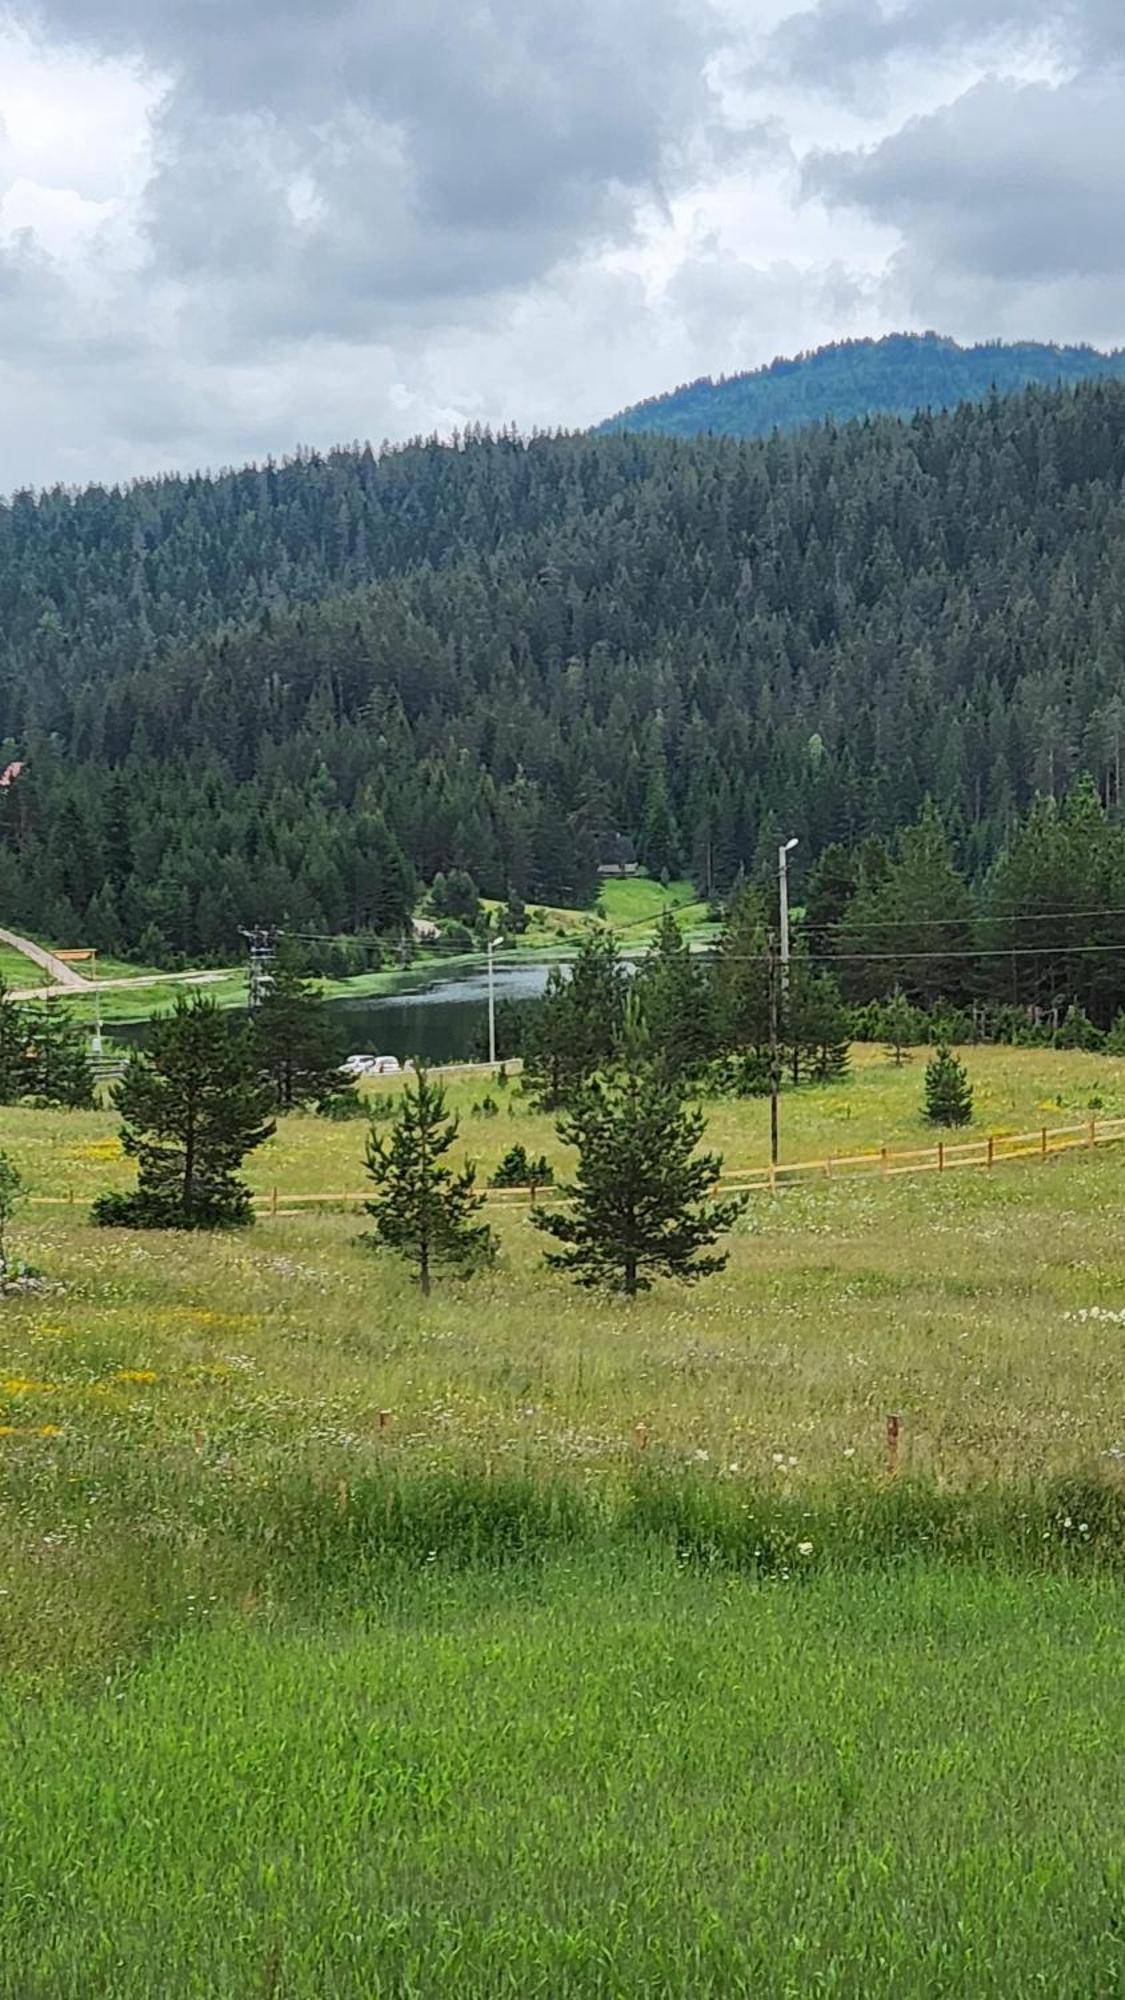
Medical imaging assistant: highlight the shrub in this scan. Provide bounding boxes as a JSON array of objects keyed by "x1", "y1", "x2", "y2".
[{"x1": 489, "y1": 1144, "x2": 553, "y2": 1189}]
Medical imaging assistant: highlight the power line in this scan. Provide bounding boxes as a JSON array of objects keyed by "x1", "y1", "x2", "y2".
[
  {"x1": 714, "y1": 941, "x2": 1125, "y2": 964},
  {"x1": 802, "y1": 904, "x2": 1125, "y2": 932}
]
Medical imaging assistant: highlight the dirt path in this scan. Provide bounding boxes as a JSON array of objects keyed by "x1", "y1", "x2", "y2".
[{"x1": 0, "y1": 925, "x2": 89, "y2": 989}]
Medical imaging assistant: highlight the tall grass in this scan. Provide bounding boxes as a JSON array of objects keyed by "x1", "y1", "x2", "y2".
[{"x1": 2, "y1": 1560, "x2": 1121, "y2": 1998}]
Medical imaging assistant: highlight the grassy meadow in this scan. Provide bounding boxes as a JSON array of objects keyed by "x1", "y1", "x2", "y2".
[{"x1": 1, "y1": 1044, "x2": 1123, "y2": 1993}]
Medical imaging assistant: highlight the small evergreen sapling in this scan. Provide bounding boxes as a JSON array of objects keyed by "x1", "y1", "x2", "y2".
[
  {"x1": 532, "y1": 1052, "x2": 746, "y2": 1296},
  {"x1": 923, "y1": 1044, "x2": 973, "y2": 1127},
  {"x1": 364, "y1": 1068, "x2": 495, "y2": 1294},
  {"x1": 883, "y1": 988, "x2": 915, "y2": 1066},
  {"x1": 489, "y1": 1144, "x2": 553, "y2": 1189}
]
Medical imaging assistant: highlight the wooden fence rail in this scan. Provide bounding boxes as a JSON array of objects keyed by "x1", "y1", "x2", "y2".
[{"x1": 25, "y1": 1114, "x2": 1125, "y2": 1213}]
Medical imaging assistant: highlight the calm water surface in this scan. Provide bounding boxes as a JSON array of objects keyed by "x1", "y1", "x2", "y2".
[{"x1": 108, "y1": 959, "x2": 555, "y2": 1067}]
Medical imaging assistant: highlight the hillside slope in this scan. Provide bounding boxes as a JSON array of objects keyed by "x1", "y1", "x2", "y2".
[
  {"x1": 598, "y1": 333, "x2": 1125, "y2": 440},
  {"x1": 4, "y1": 378, "x2": 1125, "y2": 960}
]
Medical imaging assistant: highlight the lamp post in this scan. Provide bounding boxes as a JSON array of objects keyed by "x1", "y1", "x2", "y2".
[
  {"x1": 778, "y1": 837, "x2": 799, "y2": 991},
  {"x1": 487, "y1": 935, "x2": 506, "y2": 1068}
]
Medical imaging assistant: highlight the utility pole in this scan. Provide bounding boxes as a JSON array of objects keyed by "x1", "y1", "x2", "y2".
[
  {"x1": 487, "y1": 933, "x2": 506, "y2": 1068},
  {"x1": 767, "y1": 927, "x2": 780, "y2": 1169},
  {"x1": 240, "y1": 927, "x2": 276, "y2": 1011},
  {"x1": 778, "y1": 836, "x2": 798, "y2": 994}
]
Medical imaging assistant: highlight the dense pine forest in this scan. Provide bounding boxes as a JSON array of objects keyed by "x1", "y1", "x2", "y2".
[
  {"x1": 4, "y1": 376, "x2": 1125, "y2": 970},
  {"x1": 600, "y1": 333, "x2": 1125, "y2": 440}
]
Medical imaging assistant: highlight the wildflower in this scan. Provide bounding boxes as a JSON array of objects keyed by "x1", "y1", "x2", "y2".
[
  {"x1": 772, "y1": 1452, "x2": 785, "y2": 1466},
  {"x1": 842, "y1": 1447, "x2": 856, "y2": 1459},
  {"x1": 36, "y1": 1425, "x2": 63, "y2": 1438},
  {"x1": 115, "y1": 1369, "x2": 157, "y2": 1384},
  {"x1": 797, "y1": 1541, "x2": 814, "y2": 1557}
]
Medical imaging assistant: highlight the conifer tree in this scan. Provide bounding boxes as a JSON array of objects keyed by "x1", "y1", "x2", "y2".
[
  {"x1": 22, "y1": 1000, "x2": 95, "y2": 1108},
  {"x1": 883, "y1": 988, "x2": 915, "y2": 1066},
  {"x1": 710, "y1": 884, "x2": 770, "y2": 1055},
  {"x1": 93, "y1": 997, "x2": 275, "y2": 1230},
  {"x1": 251, "y1": 950, "x2": 350, "y2": 1111},
  {"x1": 364, "y1": 1068, "x2": 495, "y2": 1294},
  {"x1": 532, "y1": 1042, "x2": 745, "y2": 1296},
  {"x1": 795, "y1": 968, "x2": 851, "y2": 1084},
  {"x1": 635, "y1": 910, "x2": 716, "y2": 1082},
  {"x1": 0, "y1": 979, "x2": 27, "y2": 1103},
  {"x1": 523, "y1": 927, "x2": 626, "y2": 1109},
  {"x1": 923, "y1": 1044, "x2": 974, "y2": 1127}
]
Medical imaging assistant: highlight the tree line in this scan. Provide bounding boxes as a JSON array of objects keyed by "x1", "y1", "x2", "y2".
[{"x1": 7, "y1": 378, "x2": 1125, "y2": 957}]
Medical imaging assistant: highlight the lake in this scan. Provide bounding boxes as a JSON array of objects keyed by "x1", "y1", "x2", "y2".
[
  {"x1": 321, "y1": 959, "x2": 553, "y2": 1066},
  {"x1": 106, "y1": 958, "x2": 555, "y2": 1068}
]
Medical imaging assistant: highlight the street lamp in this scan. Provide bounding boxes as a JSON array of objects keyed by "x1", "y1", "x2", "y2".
[
  {"x1": 778, "y1": 837, "x2": 799, "y2": 986},
  {"x1": 487, "y1": 934, "x2": 506, "y2": 1068}
]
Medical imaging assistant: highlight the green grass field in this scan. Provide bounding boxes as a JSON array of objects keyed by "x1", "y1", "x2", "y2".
[
  {"x1": 0, "y1": 942, "x2": 46, "y2": 989},
  {"x1": 1, "y1": 1046, "x2": 1123, "y2": 1994},
  {"x1": 5, "y1": 1563, "x2": 1121, "y2": 1999}
]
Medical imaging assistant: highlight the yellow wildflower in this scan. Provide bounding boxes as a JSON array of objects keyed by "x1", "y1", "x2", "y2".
[{"x1": 115, "y1": 1369, "x2": 158, "y2": 1384}]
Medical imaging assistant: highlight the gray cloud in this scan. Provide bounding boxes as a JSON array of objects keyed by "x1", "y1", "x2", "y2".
[
  {"x1": 806, "y1": 76, "x2": 1125, "y2": 283},
  {"x1": 26, "y1": 0, "x2": 734, "y2": 343},
  {"x1": 771, "y1": 0, "x2": 1125, "y2": 88}
]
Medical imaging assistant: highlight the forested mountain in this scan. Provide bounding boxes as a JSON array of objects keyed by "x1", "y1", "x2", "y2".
[
  {"x1": 4, "y1": 376, "x2": 1125, "y2": 963},
  {"x1": 599, "y1": 334, "x2": 1125, "y2": 441}
]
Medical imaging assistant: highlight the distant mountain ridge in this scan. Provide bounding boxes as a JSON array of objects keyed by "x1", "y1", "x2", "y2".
[{"x1": 597, "y1": 332, "x2": 1125, "y2": 440}]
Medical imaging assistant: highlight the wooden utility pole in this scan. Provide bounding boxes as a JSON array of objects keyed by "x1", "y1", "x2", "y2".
[{"x1": 767, "y1": 928, "x2": 780, "y2": 1169}]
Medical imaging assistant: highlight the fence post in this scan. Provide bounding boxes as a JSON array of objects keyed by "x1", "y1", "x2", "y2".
[
  {"x1": 1089, "y1": 1116, "x2": 1096, "y2": 1152},
  {"x1": 1041, "y1": 1126, "x2": 1048, "y2": 1162},
  {"x1": 987, "y1": 1135, "x2": 994, "y2": 1171},
  {"x1": 880, "y1": 1145, "x2": 888, "y2": 1176},
  {"x1": 271, "y1": 1185, "x2": 278, "y2": 1215},
  {"x1": 938, "y1": 1141, "x2": 944, "y2": 1173},
  {"x1": 825, "y1": 1155, "x2": 833, "y2": 1181}
]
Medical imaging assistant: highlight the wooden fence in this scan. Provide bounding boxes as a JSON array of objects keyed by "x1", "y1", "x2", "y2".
[
  {"x1": 250, "y1": 1113, "x2": 1125, "y2": 1214},
  {"x1": 26, "y1": 1114, "x2": 1125, "y2": 1214}
]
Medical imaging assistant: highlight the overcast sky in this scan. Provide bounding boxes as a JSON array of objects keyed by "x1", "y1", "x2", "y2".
[{"x1": 0, "y1": 0, "x2": 1120, "y2": 490}]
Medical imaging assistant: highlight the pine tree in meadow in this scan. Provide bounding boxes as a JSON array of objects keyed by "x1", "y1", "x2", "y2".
[
  {"x1": 522, "y1": 927, "x2": 626, "y2": 1109},
  {"x1": 0, "y1": 979, "x2": 27, "y2": 1103},
  {"x1": 923, "y1": 1044, "x2": 973, "y2": 1127},
  {"x1": 634, "y1": 910, "x2": 716, "y2": 1083},
  {"x1": 251, "y1": 950, "x2": 351, "y2": 1111},
  {"x1": 364, "y1": 1068, "x2": 495, "y2": 1294},
  {"x1": 883, "y1": 988, "x2": 915, "y2": 1066},
  {"x1": 93, "y1": 997, "x2": 275, "y2": 1230},
  {"x1": 22, "y1": 999, "x2": 95, "y2": 1108},
  {"x1": 796, "y1": 969, "x2": 851, "y2": 1084},
  {"x1": 532, "y1": 1039, "x2": 746, "y2": 1296}
]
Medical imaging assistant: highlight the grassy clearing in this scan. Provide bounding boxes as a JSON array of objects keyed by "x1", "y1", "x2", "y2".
[
  {"x1": 2, "y1": 1046, "x2": 1123, "y2": 1991},
  {"x1": 0, "y1": 942, "x2": 46, "y2": 988},
  {"x1": 3, "y1": 1561, "x2": 1122, "y2": 1998},
  {"x1": 1, "y1": 1047, "x2": 1122, "y2": 1659}
]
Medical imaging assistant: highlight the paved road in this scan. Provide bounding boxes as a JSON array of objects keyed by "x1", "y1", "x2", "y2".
[{"x1": 0, "y1": 924, "x2": 88, "y2": 989}]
